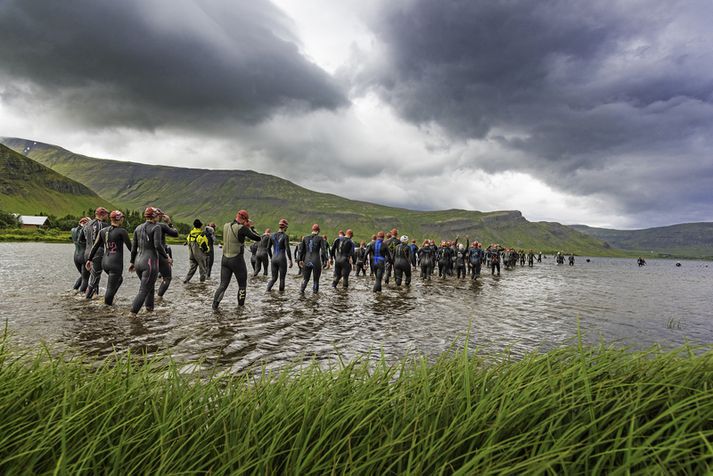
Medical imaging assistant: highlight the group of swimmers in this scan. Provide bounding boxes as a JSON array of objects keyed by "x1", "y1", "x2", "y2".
[{"x1": 71, "y1": 207, "x2": 570, "y2": 312}]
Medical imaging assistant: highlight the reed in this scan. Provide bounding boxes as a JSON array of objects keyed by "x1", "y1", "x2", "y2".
[{"x1": 1, "y1": 339, "x2": 712, "y2": 474}]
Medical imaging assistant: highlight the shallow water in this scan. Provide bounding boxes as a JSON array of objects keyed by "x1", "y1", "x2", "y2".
[{"x1": 0, "y1": 243, "x2": 711, "y2": 372}]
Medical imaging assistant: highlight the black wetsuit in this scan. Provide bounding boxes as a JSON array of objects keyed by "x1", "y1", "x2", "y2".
[
  {"x1": 437, "y1": 247, "x2": 451, "y2": 278},
  {"x1": 299, "y1": 234, "x2": 328, "y2": 293},
  {"x1": 71, "y1": 226, "x2": 87, "y2": 291},
  {"x1": 205, "y1": 227, "x2": 215, "y2": 278},
  {"x1": 250, "y1": 242, "x2": 258, "y2": 272},
  {"x1": 409, "y1": 244, "x2": 418, "y2": 268},
  {"x1": 157, "y1": 223, "x2": 179, "y2": 297},
  {"x1": 528, "y1": 253, "x2": 534, "y2": 267},
  {"x1": 418, "y1": 246, "x2": 435, "y2": 280},
  {"x1": 294, "y1": 242, "x2": 304, "y2": 276},
  {"x1": 83, "y1": 218, "x2": 109, "y2": 298},
  {"x1": 384, "y1": 237, "x2": 400, "y2": 284},
  {"x1": 267, "y1": 231, "x2": 292, "y2": 292},
  {"x1": 454, "y1": 243, "x2": 468, "y2": 279},
  {"x1": 354, "y1": 246, "x2": 367, "y2": 276},
  {"x1": 254, "y1": 234, "x2": 272, "y2": 276},
  {"x1": 366, "y1": 239, "x2": 392, "y2": 292},
  {"x1": 213, "y1": 221, "x2": 261, "y2": 308},
  {"x1": 393, "y1": 242, "x2": 412, "y2": 286},
  {"x1": 87, "y1": 225, "x2": 132, "y2": 305},
  {"x1": 489, "y1": 249, "x2": 501, "y2": 275},
  {"x1": 331, "y1": 236, "x2": 355, "y2": 288},
  {"x1": 130, "y1": 221, "x2": 167, "y2": 313},
  {"x1": 468, "y1": 248, "x2": 484, "y2": 279}
]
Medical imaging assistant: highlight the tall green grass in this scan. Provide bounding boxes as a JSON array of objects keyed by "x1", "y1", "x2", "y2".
[{"x1": 1, "y1": 340, "x2": 712, "y2": 474}]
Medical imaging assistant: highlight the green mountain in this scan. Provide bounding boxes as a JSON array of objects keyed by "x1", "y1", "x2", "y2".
[
  {"x1": 1, "y1": 137, "x2": 617, "y2": 254},
  {"x1": 571, "y1": 224, "x2": 713, "y2": 259},
  {"x1": 0, "y1": 144, "x2": 114, "y2": 217}
]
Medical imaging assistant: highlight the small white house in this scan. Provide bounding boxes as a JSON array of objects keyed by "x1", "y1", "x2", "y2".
[{"x1": 18, "y1": 215, "x2": 48, "y2": 229}]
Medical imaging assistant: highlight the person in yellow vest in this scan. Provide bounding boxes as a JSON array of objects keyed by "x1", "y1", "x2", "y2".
[{"x1": 184, "y1": 219, "x2": 209, "y2": 283}]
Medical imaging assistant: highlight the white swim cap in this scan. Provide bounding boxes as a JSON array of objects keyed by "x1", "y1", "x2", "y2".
[{"x1": 400, "y1": 235, "x2": 408, "y2": 243}]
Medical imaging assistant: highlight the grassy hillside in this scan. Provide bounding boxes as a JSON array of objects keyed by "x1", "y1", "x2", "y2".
[
  {"x1": 1, "y1": 137, "x2": 616, "y2": 254},
  {"x1": 0, "y1": 144, "x2": 114, "y2": 216},
  {"x1": 571, "y1": 224, "x2": 713, "y2": 259}
]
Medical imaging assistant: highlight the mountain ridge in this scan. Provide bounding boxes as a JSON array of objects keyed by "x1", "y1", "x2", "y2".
[
  {"x1": 1, "y1": 137, "x2": 622, "y2": 254},
  {"x1": 0, "y1": 143, "x2": 115, "y2": 217}
]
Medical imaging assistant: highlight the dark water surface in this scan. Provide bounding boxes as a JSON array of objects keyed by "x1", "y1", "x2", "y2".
[{"x1": 1, "y1": 243, "x2": 711, "y2": 372}]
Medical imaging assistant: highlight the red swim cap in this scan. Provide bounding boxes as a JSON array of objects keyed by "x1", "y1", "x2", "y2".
[
  {"x1": 95, "y1": 207, "x2": 109, "y2": 216},
  {"x1": 110, "y1": 210, "x2": 124, "y2": 221},
  {"x1": 144, "y1": 207, "x2": 159, "y2": 218},
  {"x1": 235, "y1": 210, "x2": 252, "y2": 226},
  {"x1": 279, "y1": 218, "x2": 288, "y2": 228},
  {"x1": 312, "y1": 223, "x2": 320, "y2": 232},
  {"x1": 345, "y1": 229, "x2": 353, "y2": 237}
]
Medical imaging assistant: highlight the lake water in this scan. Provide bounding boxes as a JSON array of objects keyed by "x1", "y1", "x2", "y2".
[{"x1": 0, "y1": 243, "x2": 711, "y2": 373}]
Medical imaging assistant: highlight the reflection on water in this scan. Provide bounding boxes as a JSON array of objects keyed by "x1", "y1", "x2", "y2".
[{"x1": 1, "y1": 243, "x2": 711, "y2": 373}]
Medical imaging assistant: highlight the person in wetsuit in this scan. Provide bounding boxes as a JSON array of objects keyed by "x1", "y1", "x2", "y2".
[
  {"x1": 299, "y1": 224, "x2": 329, "y2": 294},
  {"x1": 409, "y1": 240, "x2": 419, "y2": 269},
  {"x1": 204, "y1": 223, "x2": 216, "y2": 278},
  {"x1": 569, "y1": 254, "x2": 575, "y2": 266},
  {"x1": 129, "y1": 207, "x2": 168, "y2": 314},
  {"x1": 368, "y1": 235, "x2": 377, "y2": 277},
  {"x1": 254, "y1": 229, "x2": 272, "y2": 276},
  {"x1": 366, "y1": 231, "x2": 393, "y2": 292},
  {"x1": 393, "y1": 235, "x2": 413, "y2": 287},
  {"x1": 331, "y1": 229, "x2": 355, "y2": 289},
  {"x1": 185, "y1": 219, "x2": 209, "y2": 283},
  {"x1": 212, "y1": 210, "x2": 262, "y2": 308},
  {"x1": 86, "y1": 210, "x2": 132, "y2": 305},
  {"x1": 83, "y1": 207, "x2": 110, "y2": 299},
  {"x1": 488, "y1": 244, "x2": 501, "y2": 276},
  {"x1": 437, "y1": 241, "x2": 451, "y2": 278},
  {"x1": 156, "y1": 210, "x2": 179, "y2": 298},
  {"x1": 71, "y1": 217, "x2": 90, "y2": 291},
  {"x1": 468, "y1": 241, "x2": 484, "y2": 280},
  {"x1": 384, "y1": 228, "x2": 400, "y2": 284},
  {"x1": 294, "y1": 238, "x2": 304, "y2": 276},
  {"x1": 418, "y1": 239, "x2": 435, "y2": 280},
  {"x1": 454, "y1": 239, "x2": 469, "y2": 279},
  {"x1": 354, "y1": 240, "x2": 367, "y2": 277},
  {"x1": 266, "y1": 219, "x2": 293, "y2": 292},
  {"x1": 528, "y1": 250, "x2": 535, "y2": 267}
]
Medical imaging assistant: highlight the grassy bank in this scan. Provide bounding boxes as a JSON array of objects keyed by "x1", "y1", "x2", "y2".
[
  {"x1": 1, "y1": 342, "x2": 712, "y2": 473},
  {"x1": 0, "y1": 228, "x2": 71, "y2": 243}
]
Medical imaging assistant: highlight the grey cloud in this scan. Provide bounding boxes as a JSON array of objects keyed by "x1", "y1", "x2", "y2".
[
  {"x1": 0, "y1": 0, "x2": 347, "y2": 130},
  {"x1": 353, "y1": 0, "x2": 713, "y2": 225}
]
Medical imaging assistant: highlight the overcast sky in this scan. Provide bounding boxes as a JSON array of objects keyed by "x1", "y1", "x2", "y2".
[{"x1": 1, "y1": 0, "x2": 712, "y2": 228}]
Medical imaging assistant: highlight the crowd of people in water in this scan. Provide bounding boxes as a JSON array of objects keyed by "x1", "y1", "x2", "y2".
[{"x1": 71, "y1": 207, "x2": 581, "y2": 314}]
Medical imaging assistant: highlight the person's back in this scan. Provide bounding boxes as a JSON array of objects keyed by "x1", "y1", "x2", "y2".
[{"x1": 185, "y1": 220, "x2": 209, "y2": 282}]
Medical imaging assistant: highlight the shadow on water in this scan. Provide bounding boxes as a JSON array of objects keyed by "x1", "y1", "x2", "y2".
[{"x1": 2, "y1": 243, "x2": 713, "y2": 373}]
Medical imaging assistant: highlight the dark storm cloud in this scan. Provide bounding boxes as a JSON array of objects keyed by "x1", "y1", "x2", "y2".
[
  {"x1": 354, "y1": 0, "x2": 713, "y2": 225},
  {"x1": 0, "y1": 0, "x2": 347, "y2": 130}
]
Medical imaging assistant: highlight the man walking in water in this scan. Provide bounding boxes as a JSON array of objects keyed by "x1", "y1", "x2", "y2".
[
  {"x1": 184, "y1": 219, "x2": 209, "y2": 283},
  {"x1": 366, "y1": 231, "x2": 393, "y2": 292},
  {"x1": 72, "y1": 216, "x2": 90, "y2": 292},
  {"x1": 86, "y1": 210, "x2": 132, "y2": 305},
  {"x1": 266, "y1": 219, "x2": 293, "y2": 292},
  {"x1": 130, "y1": 207, "x2": 169, "y2": 314},
  {"x1": 299, "y1": 224, "x2": 328, "y2": 294},
  {"x1": 84, "y1": 207, "x2": 109, "y2": 299},
  {"x1": 213, "y1": 209, "x2": 262, "y2": 309},
  {"x1": 331, "y1": 229, "x2": 355, "y2": 289}
]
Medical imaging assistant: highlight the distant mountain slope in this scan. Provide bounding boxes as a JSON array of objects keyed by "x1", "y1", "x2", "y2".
[
  {"x1": 1, "y1": 137, "x2": 616, "y2": 254},
  {"x1": 0, "y1": 144, "x2": 114, "y2": 217},
  {"x1": 571, "y1": 224, "x2": 713, "y2": 259}
]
